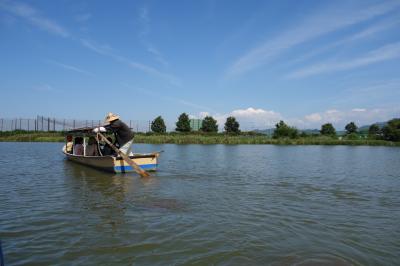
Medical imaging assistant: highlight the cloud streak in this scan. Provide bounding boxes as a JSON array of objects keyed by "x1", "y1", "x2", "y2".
[
  {"x1": 225, "y1": 1, "x2": 400, "y2": 78},
  {"x1": 46, "y1": 60, "x2": 95, "y2": 76},
  {"x1": 286, "y1": 16, "x2": 400, "y2": 66},
  {"x1": 137, "y1": 6, "x2": 170, "y2": 68},
  {"x1": 122, "y1": 84, "x2": 215, "y2": 112},
  {"x1": 287, "y1": 42, "x2": 400, "y2": 78},
  {"x1": 75, "y1": 13, "x2": 92, "y2": 23},
  {"x1": 1, "y1": 1, "x2": 179, "y2": 85},
  {"x1": 81, "y1": 39, "x2": 181, "y2": 86},
  {"x1": 0, "y1": 0, "x2": 69, "y2": 37}
]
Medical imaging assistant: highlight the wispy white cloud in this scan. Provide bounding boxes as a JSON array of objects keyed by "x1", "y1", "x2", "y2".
[
  {"x1": 82, "y1": 39, "x2": 181, "y2": 86},
  {"x1": 147, "y1": 45, "x2": 169, "y2": 67},
  {"x1": 75, "y1": 13, "x2": 92, "y2": 23},
  {"x1": 331, "y1": 79, "x2": 400, "y2": 107},
  {"x1": 286, "y1": 16, "x2": 400, "y2": 66},
  {"x1": 304, "y1": 113, "x2": 322, "y2": 122},
  {"x1": 46, "y1": 59, "x2": 95, "y2": 77},
  {"x1": 287, "y1": 42, "x2": 400, "y2": 78},
  {"x1": 34, "y1": 83, "x2": 57, "y2": 92},
  {"x1": 137, "y1": 6, "x2": 170, "y2": 68},
  {"x1": 121, "y1": 84, "x2": 215, "y2": 112},
  {"x1": 0, "y1": 0, "x2": 69, "y2": 37},
  {"x1": 352, "y1": 108, "x2": 367, "y2": 112},
  {"x1": 0, "y1": 2, "x2": 179, "y2": 86},
  {"x1": 225, "y1": 1, "x2": 400, "y2": 79},
  {"x1": 138, "y1": 6, "x2": 150, "y2": 37}
]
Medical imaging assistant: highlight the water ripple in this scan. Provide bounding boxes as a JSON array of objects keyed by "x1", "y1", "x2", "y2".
[{"x1": 0, "y1": 143, "x2": 399, "y2": 265}]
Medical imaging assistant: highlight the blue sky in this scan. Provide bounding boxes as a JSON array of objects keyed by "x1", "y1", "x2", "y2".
[{"x1": 0, "y1": 0, "x2": 399, "y2": 130}]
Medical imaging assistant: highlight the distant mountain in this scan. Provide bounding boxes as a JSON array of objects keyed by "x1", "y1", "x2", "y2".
[{"x1": 358, "y1": 122, "x2": 387, "y2": 133}]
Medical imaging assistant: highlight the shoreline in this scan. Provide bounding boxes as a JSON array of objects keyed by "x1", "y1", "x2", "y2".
[{"x1": 0, "y1": 132, "x2": 399, "y2": 146}]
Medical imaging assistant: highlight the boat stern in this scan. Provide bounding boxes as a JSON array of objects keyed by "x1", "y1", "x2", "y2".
[{"x1": 114, "y1": 154, "x2": 158, "y2": 173}]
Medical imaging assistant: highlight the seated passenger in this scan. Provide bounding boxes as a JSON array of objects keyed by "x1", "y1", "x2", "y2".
[
  {"x1": 86, "y1": 136, "x2": 99, "y2": 156},
  {"x1": 74, "y1": 137, "x2": 84, "y2": 156},
  {"x1": 66, "y1": 135, "x2": 73, "y2": 154}
]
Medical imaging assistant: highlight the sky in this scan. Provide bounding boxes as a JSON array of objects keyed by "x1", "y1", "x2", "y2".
[{"x1": 0, "y1": 0, "x2": 399, "y2": 130}]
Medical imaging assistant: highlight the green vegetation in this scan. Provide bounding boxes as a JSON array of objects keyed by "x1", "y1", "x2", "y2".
[
  {"x1": 1, "y1": 130, "x2": 400, "y2": 146},
  {"x1": 224, "y1": 116, "x2": 240, "y2": 134},
  {"x1": 151, "y1": 116, "x2": 166, "y2": 133},
  {"x1": 0, "y1": 131, "x2": 64, "y2": 142},
  {"x1": 320, "y1": 123, "x2": 336, "y2": 136},
  {"x1": 273, "y1": 120, "x2": 298, "y2": 139},
  {"x1": 175, "y1": 113, "x2": 191, "y2": 132},
  {"x1": 382, "y1": 118, "x2": 400, "y2": 141},
  {"x1": 345, "y1": 122, "x2": 358, "y2": 134},
  {"x1": 201, "y1": 116, "x2": 218, "y2": 133},
  {"x1": 368, "y1": 124, "x2": 381, "y2": 139},
  {"x1": 1, "y1": 117, "x2": 400, "y2": 146}
]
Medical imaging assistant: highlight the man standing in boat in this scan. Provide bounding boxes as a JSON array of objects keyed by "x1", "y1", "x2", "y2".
[{"x1": 94, "y1": 113, "x2": 134, "y2": 155}]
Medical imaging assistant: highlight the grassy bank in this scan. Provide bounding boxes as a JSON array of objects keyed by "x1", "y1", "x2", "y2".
[
  {"x1": 0, "y1": 131, "x2": 64, "y2": 142},
  {"x1": 1, "y1": 131, "x2": 399, "y2": 146}
]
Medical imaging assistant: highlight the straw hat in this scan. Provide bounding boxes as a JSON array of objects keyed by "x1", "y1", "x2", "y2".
[{"x1": 104, "y1": 112, "x2": 120, "y2": 124}]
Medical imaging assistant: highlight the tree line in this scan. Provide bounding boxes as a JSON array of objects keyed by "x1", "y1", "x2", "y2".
[
  {"x1": 273, "y1": 119, "x2": 400, "y2": 141},
  {"x1": 151, "y1": 113, "x2": 240, "y2": 134},
  {"x1": 150, "y1": 113, "x2": 400, "y2": 141}
]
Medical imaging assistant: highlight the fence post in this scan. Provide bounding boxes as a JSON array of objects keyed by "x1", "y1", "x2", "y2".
[
  {"x1": 73, "y1": 120, "x2": 75, "y2": 129},
  {"x1": 28, "y1": 119, "x2": 30, "y2": 131},
  {"x1": 0, "y1": 118, "x2": 3, "y2": 131}
]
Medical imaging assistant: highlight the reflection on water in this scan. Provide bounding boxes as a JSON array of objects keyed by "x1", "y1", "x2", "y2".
[{"x1": 0, "y1": 142, "x2": 400, "y2": 265}]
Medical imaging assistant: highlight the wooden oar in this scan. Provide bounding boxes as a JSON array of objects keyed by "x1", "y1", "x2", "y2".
[{"x1": 97, "y1": 132, "x2": 150, "y2": 177}]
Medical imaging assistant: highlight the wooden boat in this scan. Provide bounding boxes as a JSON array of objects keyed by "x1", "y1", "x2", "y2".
[{"x1": 62, "y1": 127, "x2": 160, "y2": 173}]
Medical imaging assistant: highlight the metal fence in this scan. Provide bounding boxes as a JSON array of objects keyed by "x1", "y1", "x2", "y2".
[{"x1": 0, "y1": 116, "x2": 153, "y2": 132}]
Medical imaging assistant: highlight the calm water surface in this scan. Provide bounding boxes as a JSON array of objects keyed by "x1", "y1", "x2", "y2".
[{"x1": 0, "y1": 143, "x2": 399, "y2": 265}]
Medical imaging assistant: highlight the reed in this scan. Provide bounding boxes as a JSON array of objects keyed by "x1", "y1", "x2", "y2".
[{"x1": 0, "y1": 131, "x2": 399, "y2": 146}]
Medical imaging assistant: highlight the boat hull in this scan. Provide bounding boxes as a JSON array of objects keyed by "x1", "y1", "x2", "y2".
[{"x1": 63, "y1": 147, "x2": 159, "y2": 173}]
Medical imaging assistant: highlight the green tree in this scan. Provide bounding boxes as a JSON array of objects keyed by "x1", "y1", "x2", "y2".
[
  {"x1": 299, "y1": 131, "x2": 309, "y2": 138},
  {"x1": 320, "y1": 123, "x2": 336, "y2": 136},
  {"x1": 273, "y1": 120, "x2": 298, "y2": 139},
  {"x1": 345, "y1": 122, "x2": 358, "y2": 134},
  {"x1": 151, "y1": 116, "x2": 166, "y2": 133},
  {"x1": 368, "y1": 124, "x2": 381, "y2": 139},
  {"x1": 382, "y1": 118, "x2": 400, "y2": 141},
  {"x1": 201, "y1": 116, "x2": 218, "y2": 133},
  {"x1": 175, "y1": 113, "x2": 191, "y2": 132},
  {"x1": 224, "y1": 116, "x2": 240, "y2": 134}
]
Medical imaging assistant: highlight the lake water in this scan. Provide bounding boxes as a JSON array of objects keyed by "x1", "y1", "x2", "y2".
[{"x1": 0, "y1": 142, "x2": 399, "y2": 265}]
